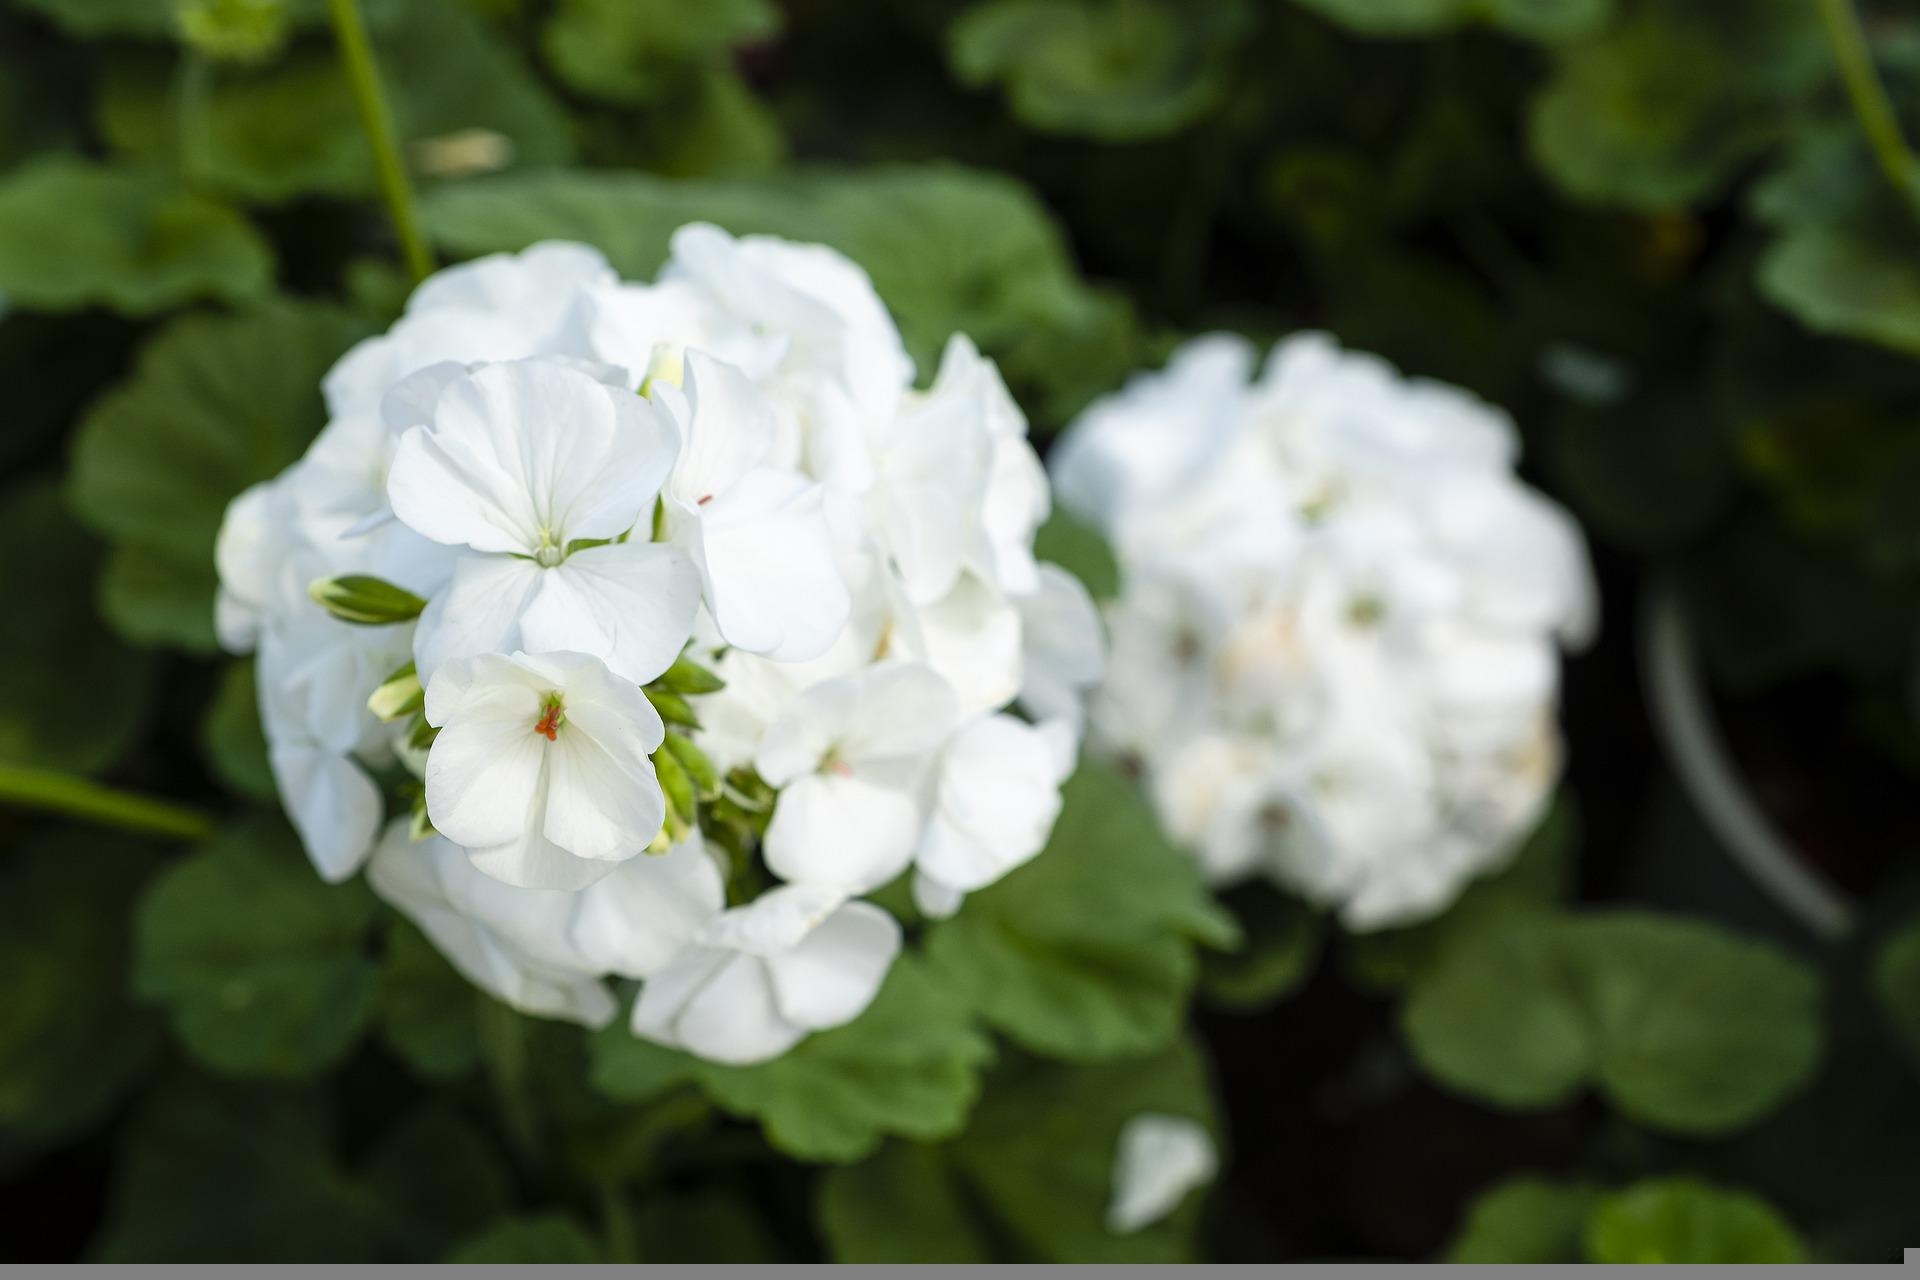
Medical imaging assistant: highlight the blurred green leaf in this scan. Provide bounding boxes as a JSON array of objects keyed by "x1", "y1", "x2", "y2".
[
  {"x1": 1753, "y1": 121, "x2": 1920, "y2": 356},
  {"x1": 948, "y1": 0, "x2": 1250, "y2": 141},
  {"x1": 68, "y1": 299, "x2": 370, "y2": 651},
  {"x1": 420, "y1": 164, "x2": 1140, "y2": 430},
  {"x1": 1585, "y1": 1178, "x2": 1806, "y2": 1264},
  {"x1": 1292, "y1": 0, "x2": 1610, "y2": 41},
  {"x1": 1874, "y1": 917, "x2": 1920, "y2": 1073},
  {"x1": 98, "y1": 3, "x2": 573, "y2": 205},
  {"x1": 13, "y1": 0, "x2": 177, "y2": 38},
  {"x1": 1201, "y1": 885, "x2": 1321, "y2": 1011},
  {"x1": 925, "y1": 760, "x2": 1237, "y2": 1061},
  {"x1": 1403, "y1": 908, "x2": 1822, "y2": 1133},
  {"x1": 1032, "y1": 508, "x2": 1120, "y2": 600},
  {"x1": 0, "y1": 479, "x2": 155, "y2": 775},
  {"x1": 200, "y1": 658, "x2": 275, "y2": 800},
  {"x1": 591, "y1": 952, "x2": 994, "y2": 1163},
  {"x1": 819, "y1": 1037, "x2": 1217, "y2": 1263},
  {"x1": 134, "y1": 813, "x2": 379, "y2": 1078},
  {"x1": 93, "y1": 1082, "x2": 509, "y2": 1261},
  {"x1": 632, "y1": 1190, "x2": 785, "y2": 1262},
  {"x1": 1445, "y1": 1176, "x2": 1601, "y2": 1263},
  {"x1": 1527, "y1": 0, "x2": 1825, "y2": 209},
  {"x1": 0, "y1": 832, "x2": 162, "y2": 1142},
  {"x1": 377, "y1": 916, "x2": 482, "y2": 1082},
  {"x1": 818, "y1": 1141, "x2": 990, "y2": 1263},
  {"x1": 446, "y1": 1215, "x2": 603, "y2": 1263},
  {"x1": 0, "y1": 157, "x2": 271, "y2": 314},
  {"x1": 542, "y1": 0, "x2": 779, "y2": 105}
]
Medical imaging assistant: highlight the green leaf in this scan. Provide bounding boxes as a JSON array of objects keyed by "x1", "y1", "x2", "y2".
[
  {"x1": 68, "y1": 298, "x2": 371, "y2": 652},
  {"x1": 951, "y1": 1038, "x2": 1217, "y2": 1262},
  {"x1": 0, "y1": 479, "x2": 155, "y2": 775},
  {"x1": 1585, "y1": 1178, "x2": 1807, "y2": 1264},
  {"x1": 93, "y1": 1082, "x2": 510, "y2": 1262},
  {"x1": 632, "y1": 1190, "x2": 785, "y2": 1262},
  {"x1": 0, "y1": 832, "x2": 163, "y2": 1142},
  {"x1": 420, "y1": 163, "x2": 1140, "y2": 430},
  {"x1": 818, "y1": 1142, "x2": 991, "y2": 1263},
  {"x1": 925, "y1": 760, "x2": 1237, "y2": 1061},
  {"x1": 1292, "y1": 0, "x2": 1611, "y2": 41},
  {"x1": 134, "y1": 813, "x2": 379, "y2": 1078},
  {"x1": 1875, "y1": 918, "x2": 1920, "y2": 1073},
  {"x1": 377, "y1": 916, "x2": 482, "y2": 1081},
  {"x1": 948, "y1": 0, "x2": 1250, "y2": 141},
  {"x1": 1526, "y1": 0, "x2": 1825, "y2": 209},
  {"x1": 1402, "y1": 908, "x2": 1823, "y2": 1134},
  {"x1": 819, "y1": 1037, "x2": 1219, "y2": 1263},
  {"x1": 542, "y1": 0, "x2": 781, "y2": 106},
  {"x1": 1753, "y1": 122, "x2": 1920, "y2": 356},
  {"x1": 201, "y1": 659, "x2": 276, "y2": 800},
  {"x1": 1445, "y1": 1176, "x2": 1601, "y2": 1263},
  {"x1": 446, "y1": 1215, "x2": 604, "y2": 1264},
  {"x1": 98, "y1": 4, "x2": 574, "y2": 205},
  {"x1": 0, "y1": 157, "x2": 272, "y2": 315},
  {"x1": 591, "y1": 952, "x2": 993, "y2": 1162},
  {"x1": 12, "y1": 0, "x2": 177, "y2": 38}
]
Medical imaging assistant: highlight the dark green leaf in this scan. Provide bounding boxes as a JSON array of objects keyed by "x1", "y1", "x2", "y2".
[
  {"x1": 1446, "y1": 1176, "x2": 1601, "y2": 1263},
  {"x1": 1585, "y1": 1178, "x2": 1807, "y2": 1264},
  {"x1": 446, "y1": 1215, "x2": 604, "y2": 1263}
]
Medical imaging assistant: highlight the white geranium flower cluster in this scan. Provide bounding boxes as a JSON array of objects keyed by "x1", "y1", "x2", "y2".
[
  {"x1": 215, "y1": 230, "x2": 1099, "y2": 1064},
  {"x1": 1052, "y1": 334, "x2": 1596, "y2": 930}
]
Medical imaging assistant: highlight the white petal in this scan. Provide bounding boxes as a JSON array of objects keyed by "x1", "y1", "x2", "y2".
[
  {"x1": 412, "y1": 554, "x2": 544, "y2": 683},
  {"x1": 637, "y1": 948, "x2": 805, "y2": 1065},
  {"x1": 762, "y1": 772, "x2": 924, "y2": 891},
  {"x1": 698, "y1": 881, "x2": 846, "y2": 956},
  {"x1": 669, "y1": 350, "x2": 779, "y2": 506},
  {"x1": 693, "y1": 468, "x2": 850, "y2": 662},
  {"x1": 521, "y1": 542, "x2": 702, "y2": 686},
  {"x1": 916, "y1": 714, "x2": 1070, "y2": 894},
  {"x1": 838, "y1": 663, "x2": 960, "y2": 762},
  {"x1": 1017, "y1": 562, "x2": 1107, "y2": 728},
  {"x1": 568, "y1": 831, "x2": 727, "y2": 978},
  {"x1": 268, "y1": 743, "x2": 382, "y2": 883},
  {"x1": 541, "y1": 728, "x2": 665, "y2": 863},
  {"x1": 764, "y1": 900, "x2": 900, "y2": 1031},
  {"x1": 423, "y1": 695, "x2": 548, "y2": 851},
  {"x1": 1106, "y1": 1114, "x2": 1218, "y2": 1234}
]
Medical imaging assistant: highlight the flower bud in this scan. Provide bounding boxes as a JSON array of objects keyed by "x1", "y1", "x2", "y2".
[
  {"x1": 176, "y1": 0, "x2": 290, "y2": 65},
  {"x1": 662, "y1": 731, "x2": 719, "y2": 797},
  {"x1": 644, "y1": 685, "x2": 702, "y2": 730},
  {"x1": 657, "y1": 654, "x2": 726, "y2": 696},
  {"x1": 367, "y1": 661, "x2": 423, "y2": 722},
  {"x1": 308, "y1": 574, "x2": 426, "y2": 626}
]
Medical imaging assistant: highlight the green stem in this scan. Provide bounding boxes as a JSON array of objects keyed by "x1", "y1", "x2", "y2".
[
  {"x1": 476, "y1": 996, "x2": 541, "y2": 1168},
  {"x1": 1817, "y1": 0, "x2": 1920, "y2": 202},
  {"x1": 0, "y1": 764, "x2": 213, "y2": 840},
  {"x1": 597, "y1": 1182, "x2": 640, "y2": 1264},
  {"x1": 325, "y1": 0, "x2": 433, "y2": 283}
]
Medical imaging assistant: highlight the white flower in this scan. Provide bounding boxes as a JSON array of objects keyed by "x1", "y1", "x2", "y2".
[
  {"x1": 1105, "y1": 1114, "x2": 1218, "y2": 1234},
  {"x1": 1059, "y1": 332, "x2": 1596, "y2": 928},
  {"x1": 912, "y1": 714, "x2": 1076, "y2": 918},
  {"x1": 368, "y1": 821, "x2": 726, "y2": 1027},
  {"x1": 631, "y1": 882, "x2": 901, "y2": 1064},
  {"x1": 1016, "y1": 562, "x2": 1107, "y2": 735},
  {"x1": 422, "y1": 649, "x2": 668, "y2": 890},
  {"x1": 387, "y1": 358, "x2": 702, "y2": 686},
  {"x1": 324, "y1": 242, "x2": 615, "y2": 417},
  {"x1": 655, "y1": 351, "x2": 850, "y2": 661},
  {"x1": 754, "y1": 663, "x2": 959, "y2": 892}
]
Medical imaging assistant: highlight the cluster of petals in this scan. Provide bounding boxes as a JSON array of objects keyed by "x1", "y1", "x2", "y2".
[
  {"x1": 215, "y1": 229, "x2": 1099, "y2": 1061},
  {"x1": 1051, "y1": 334, "x2": 1596, "y2": 929}
]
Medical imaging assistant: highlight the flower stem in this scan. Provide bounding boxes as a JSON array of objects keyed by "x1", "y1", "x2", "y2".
[
  {"x1": 325, "y1": 0, "x2": 433, "y2": 283},
  {"x1": 476, "y1": 996, "x2": 541, "y2": 1168},
  {"x1": 1817, "y1": 0, "x2": 1920, "y2": 204},
  {"x1": 0, "y1": 764, "x2": 213, "y2": 840}
]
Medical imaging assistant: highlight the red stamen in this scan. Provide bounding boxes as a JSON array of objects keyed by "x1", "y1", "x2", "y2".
[
  {"x1": 534, "y1": 702, "x2": 562, "y2": 741},
  {"x1": 697, "y1": 494, "x2": 714, "y2": 506}
]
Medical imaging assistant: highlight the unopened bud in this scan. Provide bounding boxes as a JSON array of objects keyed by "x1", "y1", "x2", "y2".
[
  {"x1": 644, "y1": 685, "x2": 701, "y2": 730},
  {"x1": 309, "y1": 575, "x2": 426, "y2": 626},
  {"x1": 367, "y1": 661, "x2": 423, "y2": 722},
  {"x1": 658, "y1": 654, "x2": 725, "y2": 696},
  {"x1": 662, "y1": 731, "x2": 719, "y2": 797},
  {"x1": 637, "y1": 345, "x2": 685, "y2": 398},
  {"x1": 654, "y1": 743, "x2": 697, "y2": 833}
]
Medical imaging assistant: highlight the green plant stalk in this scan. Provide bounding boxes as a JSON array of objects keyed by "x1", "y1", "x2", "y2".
[
  {"x1": 1817, "y1": 0, "x2": 1920, "y2": 203},
  {"x1": 325, "y1": 0, "x2": 433, "y2": 283},
  {"x1": 476, "y1": 995, "x2": 541, "y2": 1168},
  {"x1": 0, "y1": 764, "x2": 213, "y2": 840}
]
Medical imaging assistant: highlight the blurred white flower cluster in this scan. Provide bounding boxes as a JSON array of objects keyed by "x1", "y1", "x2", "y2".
[
  {"x1": 1052, "y1": 334, "x2": 1596, "y2": 930},
  {"x1": 215, "y1": 230, "x2": 1097, "y2": 1063}
]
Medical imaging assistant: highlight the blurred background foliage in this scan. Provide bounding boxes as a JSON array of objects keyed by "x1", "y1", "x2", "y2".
[{"x1": 2, "y1": 0, "x2": 1920, "y2": 1263}]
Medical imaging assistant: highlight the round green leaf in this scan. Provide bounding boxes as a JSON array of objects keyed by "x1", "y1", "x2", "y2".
[
  {"x1": 133, "y1": 813, "x2": 379, "y2": 1078},
  {"x1": 1585, "y1": 1178, "x2": 1807, "y2": 1264},
  {"x1": 1445, "y1": 1176, "x2": 1601, "y2": 1263},
  {"x1": 1293, "y1": 0, "x2": 1610, "y2": 41},
  {"x1": 68, "y1": 299, "x2": 371, "y2": 651},
  {"x1": 0, "y1": 157, "x2": 272, "y2": 315},
  {"x1": 542, "y1": 0, "x2": 781, "y2": 106},
  {"x1": 446, "y1": 1215, "x2": 604, "y2": 1264}
]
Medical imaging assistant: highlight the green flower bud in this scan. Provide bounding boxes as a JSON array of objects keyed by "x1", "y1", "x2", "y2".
[
  {"x1": 653, "y1": 742, "x2": 698, "y2": 834},
  {"x1": 309, "y1": 574, "x2": 426, "y2": 626},
  {"x1": 662, "y1": 731, "x2": 719, "y2": 797},
  {"x1": 658, "y1": 654, "x2": 726, "y2": 696},
  {"x1": 367, "y1": 661, "x2": 423, "y2": 722},
  {"x1": 644, "y1": 685, "x2": 702, "y2": 730}
]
